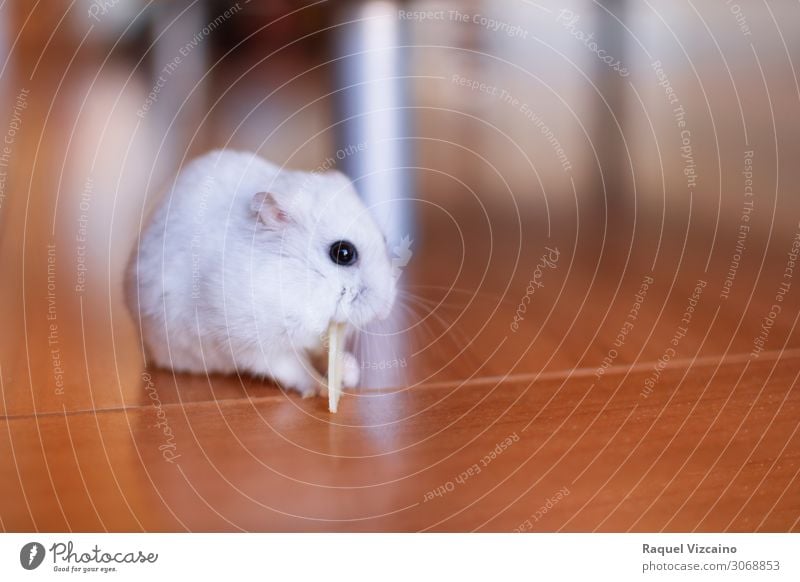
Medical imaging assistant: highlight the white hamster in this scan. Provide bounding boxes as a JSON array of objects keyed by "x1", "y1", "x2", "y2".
[{"x1": 126, "y1": 149, "x2": 396, "y2": 397}]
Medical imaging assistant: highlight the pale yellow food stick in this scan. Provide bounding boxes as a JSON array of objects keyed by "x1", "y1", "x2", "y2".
[{"x1": 327, "y1": 322, "x2": 346, "y2": 413}]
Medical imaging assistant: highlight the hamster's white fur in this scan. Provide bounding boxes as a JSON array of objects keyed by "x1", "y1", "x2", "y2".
[{"x1": 126, "y1": 149, "x2": 396, "y2": 397}]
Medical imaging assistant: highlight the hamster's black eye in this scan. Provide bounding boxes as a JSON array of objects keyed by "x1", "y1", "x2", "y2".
[{"x1": 329, "y1": 240, "x2": 358, "y2": 266}]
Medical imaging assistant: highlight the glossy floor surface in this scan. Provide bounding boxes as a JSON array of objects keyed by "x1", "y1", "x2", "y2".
[{"x1": 1, "y1": 0, "x2": 800, "y2": 531}]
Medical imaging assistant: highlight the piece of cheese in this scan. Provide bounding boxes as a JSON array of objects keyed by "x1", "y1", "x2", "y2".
[{"x1": 327, "y1": 322, "x2": 346, "y2": 413}]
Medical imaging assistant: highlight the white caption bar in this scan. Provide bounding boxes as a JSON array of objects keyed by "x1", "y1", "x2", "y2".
[{"x1": 0, "y1": 533, "x2": 797, "y2": 580}]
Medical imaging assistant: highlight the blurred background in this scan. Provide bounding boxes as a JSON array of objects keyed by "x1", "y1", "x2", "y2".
[{"x1": 1, "y1": 0, "x2": 799, "y2": 532}]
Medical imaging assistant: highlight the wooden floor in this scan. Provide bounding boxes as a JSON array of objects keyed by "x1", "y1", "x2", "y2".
[
  {"x1": 2, "y1": 1, "x2": 800, "y2": 532},
  {"x1": 3, "y1": 192, "x2": 798, "y2": 532}
]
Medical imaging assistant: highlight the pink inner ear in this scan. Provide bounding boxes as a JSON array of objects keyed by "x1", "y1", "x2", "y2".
[{"x1": 252, "y1": 191, "x2": 290, "y2": 226}]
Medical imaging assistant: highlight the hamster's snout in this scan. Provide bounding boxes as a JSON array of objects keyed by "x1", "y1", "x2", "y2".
[{"x1": 346, "y1": 280, "x2": 395, "y2": 323}]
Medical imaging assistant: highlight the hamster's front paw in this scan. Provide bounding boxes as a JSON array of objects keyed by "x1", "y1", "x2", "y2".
[
  {"x1": 292, "y1": 370, "x2": 328, "y2": 399},
  {"x1": 342, "y1": 352, "x2": 360, "y2": 388},
  {"x1": 266, "y1": 353, "x2": 325, "y2": 399},
  {"x1": 295, "y1": 381, "x2": 323, "y2": 399}
]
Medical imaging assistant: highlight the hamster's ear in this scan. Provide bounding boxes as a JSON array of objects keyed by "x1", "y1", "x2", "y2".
[{"x1": 251, "y1": 192, "x2": 290, "y2": 229}]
